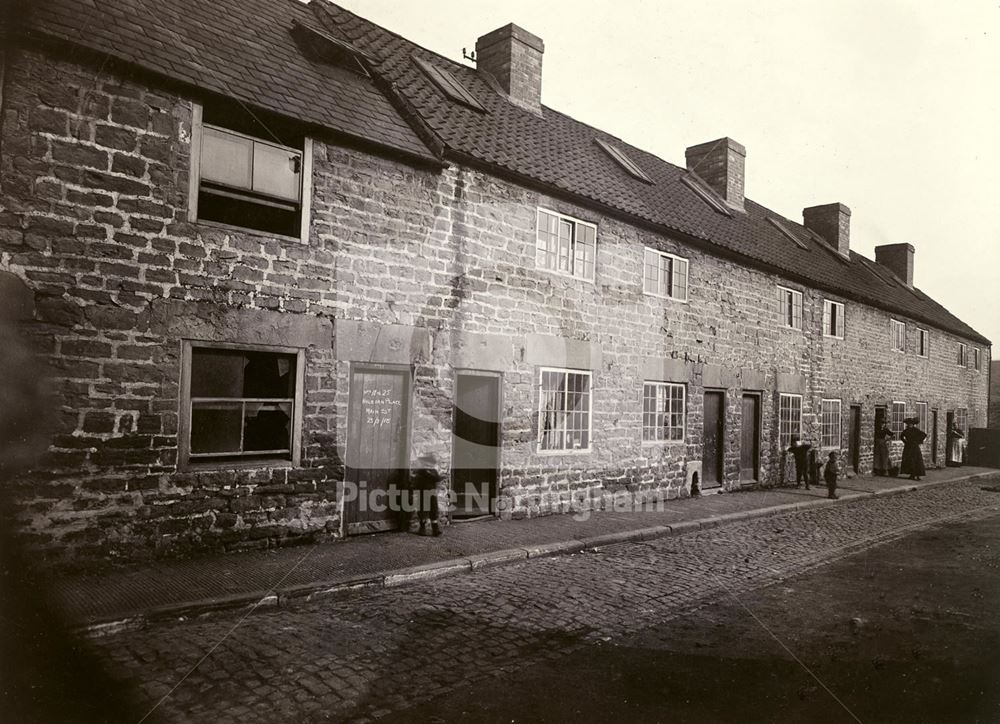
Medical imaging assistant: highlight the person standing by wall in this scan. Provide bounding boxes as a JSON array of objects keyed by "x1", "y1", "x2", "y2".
[
  {"x1": 873, "y1": 420, "x2": 893, "y2": 476},
  {"x1": 410, "y1": 453, "x2": 443, "y2": 536},
  {"x1": 787, "y1": 435, "x2": 812, "y2": 489},
  {"x1": 946, "y1": 421, "x2": 965, "y2": 467},
  {"x1": 824, "y1": 451, "x2": 840, "y2": 499},
  {"x1": 900, "y1": 417, "x2": 927, "y2": 481}
]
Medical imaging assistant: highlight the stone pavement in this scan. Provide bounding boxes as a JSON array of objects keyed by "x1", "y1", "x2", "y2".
[
  {"x1": 88, "y1": 473, "x2": 1000, "y2": 723},
  {"x1": 48, "y1": 466, "x2": 997, "y2": 630}
]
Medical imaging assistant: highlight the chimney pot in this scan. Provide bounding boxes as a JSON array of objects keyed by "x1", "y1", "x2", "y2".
[
  {"x1": 685, "y1": 137, "x2": 746, "y2": 211},
  {"x1": 475, "y1": 23, "x2": 544, "y2": 112},
  {"x1": 875, "y1": 243, "x2": 915, "y2": 287},
  {"x1": 803, "y1": 203, "x2": 851, "y2": 257}
]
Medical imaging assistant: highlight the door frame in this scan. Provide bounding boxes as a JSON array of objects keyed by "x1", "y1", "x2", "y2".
[
  {"x1": 344, "y1": 362, "x2": 415, "y2": 535},
  {"x1": 702, "y1": 389, "x2": 726, "y2": 490},
  {"x1": 849, "y1": 404, "x2": 862, "y2": 473},
  {"x1": 739, "y1": 392, "x2": 761, "y2": 483},
  {"x1": 931, "y1": 409, "x2": 939, "y2": 466},
  {"x1": 451, "y1": 369, "x2": 504, "y2": 517}
]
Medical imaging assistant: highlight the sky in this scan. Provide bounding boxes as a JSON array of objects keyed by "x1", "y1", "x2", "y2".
[{"x1": 335, "y1": 0, "x2": 1000, "y2": 347}]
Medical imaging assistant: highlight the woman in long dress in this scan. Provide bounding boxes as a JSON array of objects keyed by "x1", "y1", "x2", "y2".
[
  {"x1": 900, "y1": 417, "x2": 927, "y2": 481},
  {"x1": 947, "y1": 422, "x2": 965, "y2": 467},
  {"x1": 873, "y1": 421, "x2": 893, "y2": 475}
]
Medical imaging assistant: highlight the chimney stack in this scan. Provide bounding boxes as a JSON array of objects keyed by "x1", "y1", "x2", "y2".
[
  {"x1": 475, "y1": 23, "x2": 544, "y2": 113},
  {"x1": 685, "y1": 137, "x2": 746, "y2": 211},
  {"x1": 875, "y1": 243, "x2": 914, "y2": 287},
  {"x1": 803, "y1": 203, "x2": 851, "y2": 257}
]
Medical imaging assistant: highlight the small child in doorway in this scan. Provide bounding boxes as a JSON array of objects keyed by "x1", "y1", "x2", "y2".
[
  {"x1": 824, "y1": 451, "x2": 839, "y2": 500},
  {"x1": 410, "y1": 453, "x2": 443, "y2": 537}
]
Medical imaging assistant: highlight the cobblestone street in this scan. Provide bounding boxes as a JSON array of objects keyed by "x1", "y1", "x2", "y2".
[{"x1": 92, "y1": 478, "x2": 1000, "y2": 723}]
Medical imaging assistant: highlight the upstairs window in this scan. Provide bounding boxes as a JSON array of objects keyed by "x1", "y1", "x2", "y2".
[
  {"x1": 189, "y1": 101, "x2": 312, "y2": 240},
  {"x1": 917, "y1": 328, "x2": 929, "y2": 358},
  {"x1": 643, "y1": 248, "x2": 688, "y2": 301},
  {"x1": 180, "y1": 343, "x2": 303, "y2": 468},
  {"x1": 820, "y1": 399, "x2": 842, "y2": 448},
  {"x1": 536, "y1": 209, "x2": 597, "y2": 281},
  {"x1": 972, "y1": 347, "x2": 981, "y2": 371},
  {"x1": 822, "y1": 300, "x2": 845, "y2": 339},
  {"x1": 778, "y1": 394, "x2": 802, "y2": 449},
  {"x1": 891, "y1": 319, "x2": 906, "y2": 352},
  {"x1": 890, "y1": 401, "x2": 906, "y2": 437},
  {"x1": 642, "y1": 382, "x2": 685, "y2": 442},
  {"x1": 958, "y1": 343, "x2": 968, "y2": 367},
  {"x1": 538, "y1": 368, "x2": 592, "y2": 452},
  {"x1": 776, "y1": 286, "x2": 803, "y2": 330}
]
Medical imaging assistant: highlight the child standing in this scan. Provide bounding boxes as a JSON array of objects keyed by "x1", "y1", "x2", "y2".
[
  {"x1": 410, "y1": 453, "x2": 443, "y2": 536},
  {"x1": 824, "y1": 451, "x2": 839, "y2": 500}
]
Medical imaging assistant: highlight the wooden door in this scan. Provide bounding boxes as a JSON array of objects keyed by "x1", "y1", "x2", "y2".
[
  {"x1": 703, "y1": 391, "x2": 725, "y2": 487},
  {"x1": 345, "y1": 366, "x2": 411, "y2": 534},
  {"x1": 849, "y1": 405, "x2": 862, "y2": 472},
  {"x1": 451, "y1": 373, "x2": 501, "y2": 518},
  {"x1": 931, "y1": 410, "x2": 939, "y2": 465},
  {"x1": 739, "y1": 394, "x2": 759, "y2": 482}
]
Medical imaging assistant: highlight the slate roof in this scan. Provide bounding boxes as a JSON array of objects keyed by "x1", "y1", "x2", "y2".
[
  {"x1": 16, "y1": 0, "x2": 989, "y2": 345},
  {"x1": 17, "y1": 0, "x2": 437, "y2": 163}
]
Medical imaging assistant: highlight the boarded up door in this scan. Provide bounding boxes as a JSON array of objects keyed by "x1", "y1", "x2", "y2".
[
  {"x1": 703, "y1": 391, "x2": 725, "y2": 488},
  {"x1": 451, "y1": 373, "x2": 501, "y2": 518},
  {"x1": 740, "y1": 394, "x2": 759, "y2": 482},
  {"x1": 345, "y1": 367, "x2": 410, "y2": 535}
]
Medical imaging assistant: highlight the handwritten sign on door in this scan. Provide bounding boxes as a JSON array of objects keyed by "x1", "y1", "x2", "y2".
[{"x1": 362, "y1": 386, "x2": 400, "y2": 427}]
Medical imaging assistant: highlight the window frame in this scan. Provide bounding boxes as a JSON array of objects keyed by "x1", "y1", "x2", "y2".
[
  {"x1": 972, "y1": 347, "x2": 981, "y2": 371},
  {"x1": 641, "y1": 381, "x2": 686, "y2": 444},
  {"x1": 820, "y1": 398, "x2": 842, "y2": 449},
  {"x1": 188, "y1": 102, "x2": 313, "y2": 243},
  {"x1": 778, "y1": 393, "x2": 803, "y2": 449},
  {"x1": 956, "y1": 407, "x2": 968, "y2": 435},
  {"x1": 642, "y1": 247, "x2": 689, "y2": 302},
  {"x1": 536, "y1": 367, "x2": 593, "y2": 454},
  {"x1": 958, "y1": 342, "x2": 968, "y2": 367},
  {"x1": 915, "y1": 401, "x2": 928, "y2": 433},
  {"x1": 916, "y1": 328, "x2": 929, "y2": 358},
  {"x1": 776, "y1": 285, "x2": 803, "y2": 330},
  {"x1": 890, "y1": 400, "x2": 906, "y2": 437},
  {"x1": 890, "y1": 319, "x2": 906, "y2": 353},
  {"x1": 822, "y1": 299, "x2": 845, "y2": 339},
  {"x1": 535, "y1": 208, "x2": 598, "y2": 282},
  {"x1": 178, "y1": 340, "x2": 306, "y2": 470}
]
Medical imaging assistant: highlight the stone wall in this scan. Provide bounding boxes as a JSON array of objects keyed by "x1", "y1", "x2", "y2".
[{"x1": 0, "y1": 47, "x2": 991, "y2": 563}]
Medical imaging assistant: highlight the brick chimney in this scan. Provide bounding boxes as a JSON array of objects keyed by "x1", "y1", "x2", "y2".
[
  {"x1": 803, "y1": 203, "x2": 851, "y2": 257},
  {"x1": 475, "y1": 23, "x2": 544, "y2": 113},
  {"x1": 875, "y1": 243, "x2": 914, "y2": 286},
  {"x1": 685, "y1": 137, "x2": 746, "y2": 211}
]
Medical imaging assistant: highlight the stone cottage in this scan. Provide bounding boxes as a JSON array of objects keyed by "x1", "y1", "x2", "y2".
[{"x1": 0, "y1": 0, "x2": 990, "y2": 563}]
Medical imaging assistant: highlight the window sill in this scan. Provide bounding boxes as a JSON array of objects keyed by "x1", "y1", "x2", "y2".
[
  {"x1": 643, "y1": 291, "x2": 689, "y2": 304},
  {"x1": 641, "y1": 439, "x2": 686, "y2": 446},
  {"x1": 535, "y1": 266, "x2": 595, "y2": 285},
  {"x1": 534, "y1": 447, "x2": 593, "y2": 457},
  {"x1": 181, "y1": 459, "x2": 296, "y2": 472},
  {"x1": 822, "y1": 333, "x2": 844, "y2": 340},
  {"x1": 195, "y1": 218, "x2": 306, "y2": 244}
]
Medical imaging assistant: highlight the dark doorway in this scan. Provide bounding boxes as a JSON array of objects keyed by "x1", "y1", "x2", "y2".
[
  {"x1": 740, "y1": 394, "x2": 760, "y2": 482},
  {"x1": 703, "y1": 391, "x2": 725, "y2": 488},
  {"x1": 931, "y1": 410, "x2": 939, "y2": 466},
  {"x1": 849, "y1": 405, "x2": 862, "y2": 473},
  {"x1": 451, "y1": 372, "x2": 502, "y2": 518},
  {"x1": 345, "y1": 365, "x2": 411, "y2": 535}
]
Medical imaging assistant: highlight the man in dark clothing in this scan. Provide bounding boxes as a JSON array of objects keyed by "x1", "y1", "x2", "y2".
[
  {"x1": 410, "y1": 453, "x2": 442, "y2": 536},
  {"x1": 787, "y1": 435, "x2": 812, "y2": 489}
]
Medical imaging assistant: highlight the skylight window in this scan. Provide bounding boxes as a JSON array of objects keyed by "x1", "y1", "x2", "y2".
[
  {"x1": 681, "y1": 173, "x2": 732, "y2": 217},
  {"x1": 290, "y1": 20, "x2": 372, "y2": 76},
  {"x1": 595, "y1": 139, "x2": 653, "y2": 184},
  {"x1": 768, "y1": 217, "x2": 810, "y2": 250},
  {"x1": 412, "y1": 55, "x2": 485, "y2": 112}
]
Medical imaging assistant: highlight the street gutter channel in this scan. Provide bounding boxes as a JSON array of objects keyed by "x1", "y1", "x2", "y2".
[{"x1": 80, "y1": 472, "x2": 997, "y2": 638}]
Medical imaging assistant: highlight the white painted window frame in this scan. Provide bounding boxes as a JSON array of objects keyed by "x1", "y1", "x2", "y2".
[
  {"x1": 642, "y1": 247, "x2": 689, "y2": 302},
  {"x1": 778, "y1": 393, "x2": 803, "y2": 449},
  {"x1": 535, "y1": 208, "x2": 598, "y2": 283},
  {"x1": 958, "y1": 342, "x2": 968, "y2": 367},
  {"x1": 890, "y1": 400, "x2": 906, "y2": 437},
  {"x1": 188, "y1": 102, "x2": 313, "y2": 243},
  {"x1": 776, "y1": 285, "x2": 803, "y2": 330},
  {"x1": 915, "y1": 401, "x2": 928, "y2": 433},
  {"x1": 641, "y1": 381, "x2": 686, "y2": 444},
  {"x1": 822, "y1": 299, "x2": 845, "y2": 339},
  {"x1": 820, "y1": 398, "x2": 842, "y2": 449},
  {"x1": 916, "y1": 328, "x2": 929, "y2": 358},
  {"x1": 536, "y1": 367, "x2": 593, "y2": 454},
  {"x1": 890, "y1": 319, "x2": 906, "y2": 353}
]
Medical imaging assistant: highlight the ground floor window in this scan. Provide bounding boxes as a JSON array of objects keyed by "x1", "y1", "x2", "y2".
[
  {"x1": 181, "y1": 343, "x2": 303, "y2": 467},
  {"x1": 820, "y1": 399, "x2": 842, "y2": 448},
  {"x1": 778, "y1": 394, "x2": 802, "y2": 449},
  {"x1": 956, "y1": 407, "x2": 968, "y2": 435},
  {"x1": 890, "y1": 401, "x2": 906, "y2": 437},
  {"x1": 642, "y1": 382, "x2": 685, "y2": 442},
  {"x1": 538, "y1": 368, "x2": 592, "y2": 452},
  {"x1": 916, "y1": 402, "x2": 928, "y2": 433}
]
